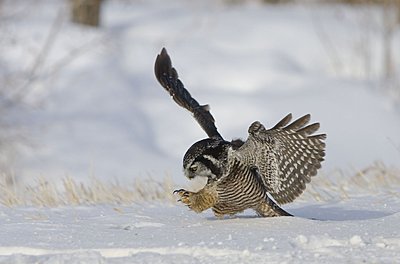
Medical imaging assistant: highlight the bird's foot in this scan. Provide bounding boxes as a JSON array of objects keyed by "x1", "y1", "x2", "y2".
[
  {"x1": 173, "y1": 188, "x2": 212, "y2": 213},
  {"x1": 173, "y1": 189, "x2": 193, "y2": 206},
  {"x1": 173, "y1": 187, "x2": 218, "y2": 213}
]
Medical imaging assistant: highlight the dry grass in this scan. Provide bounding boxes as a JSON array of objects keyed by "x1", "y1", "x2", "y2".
[
  {"x1": 1, "y1": 162, "x2": 399, "y2": 207},
  {"x1": 301, "y1": 161, "x2": 400, "y2": 202},
  {"x1": 0, "y1": 175, "x2": 176, "y2": 207}
]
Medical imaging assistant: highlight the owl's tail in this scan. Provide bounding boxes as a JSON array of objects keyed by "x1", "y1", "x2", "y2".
[{"x1": 255, "y1": 195, "x2": 293, "y2": 217}]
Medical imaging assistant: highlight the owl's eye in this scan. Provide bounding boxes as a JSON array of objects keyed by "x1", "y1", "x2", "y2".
[{"x1": 189, "y1": 165, "x2": 198, "y2": 172}]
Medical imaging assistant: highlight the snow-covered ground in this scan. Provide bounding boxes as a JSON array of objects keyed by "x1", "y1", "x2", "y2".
[
  {"x1": 1, "y1": 0, "x2": 400, "y2": 263},
  {"x1": 1, "y1": 196, "x2": 400, "y2": 263}
]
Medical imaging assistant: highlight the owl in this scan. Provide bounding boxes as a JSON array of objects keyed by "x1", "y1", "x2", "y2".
[{"x1": 154, "y1": 48, "x2": 326, "y2": 217}]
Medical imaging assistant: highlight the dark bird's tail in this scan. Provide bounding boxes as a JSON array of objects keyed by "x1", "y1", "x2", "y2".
[{"x1": 256, "y1": 195, "x2": 293, "y2": 217}]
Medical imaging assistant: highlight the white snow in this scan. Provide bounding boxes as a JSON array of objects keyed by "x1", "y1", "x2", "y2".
[
  {"x1": 1, "y1": 0, "x2": 400, "y2": 263},
  {"x1": 0, "y1": 196, "x2": 400, "y2": 263}
]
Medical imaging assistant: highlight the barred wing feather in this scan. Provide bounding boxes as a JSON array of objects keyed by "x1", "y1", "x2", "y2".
[{"x1": 242, "y1": 114, "x2": 326, "y2": 204}]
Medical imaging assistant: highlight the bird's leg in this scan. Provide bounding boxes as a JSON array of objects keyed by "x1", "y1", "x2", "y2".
[{"x1": 173, "y1": 186, "x2": 218, "y2": 213}]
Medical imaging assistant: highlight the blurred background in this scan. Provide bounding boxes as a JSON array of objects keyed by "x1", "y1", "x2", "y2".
[{"x1": 0, "y1": 0, "x2": 399, "y2": 200}]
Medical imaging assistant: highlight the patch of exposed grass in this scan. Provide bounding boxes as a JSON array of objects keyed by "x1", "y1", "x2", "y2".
[
  {"x1": 301, "y1": 161, "x2": 400, "y2": 202},
  {"x1": 1, "y1": 162, "x2": 399, "y2": 207},
  {"x1": 0, "y1": 176, "x2": 175, "y2": 207}
]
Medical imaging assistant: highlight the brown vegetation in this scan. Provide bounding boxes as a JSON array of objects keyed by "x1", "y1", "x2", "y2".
[{"x1": 1, "y1": 163, "x2": 399, "y2": 207}]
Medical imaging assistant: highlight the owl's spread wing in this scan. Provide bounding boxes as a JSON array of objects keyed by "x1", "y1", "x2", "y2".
[
  {"x1": 154, "y1": 48, "x2": 223, "y2": 140},
  {"x1": 238, "y1": 113, "x2": 326, "y2": 204}
]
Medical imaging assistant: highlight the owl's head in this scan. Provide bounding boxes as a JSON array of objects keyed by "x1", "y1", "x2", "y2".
[{"x1": 183, "y1": 138, "x2": 230, "y2": 181}]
